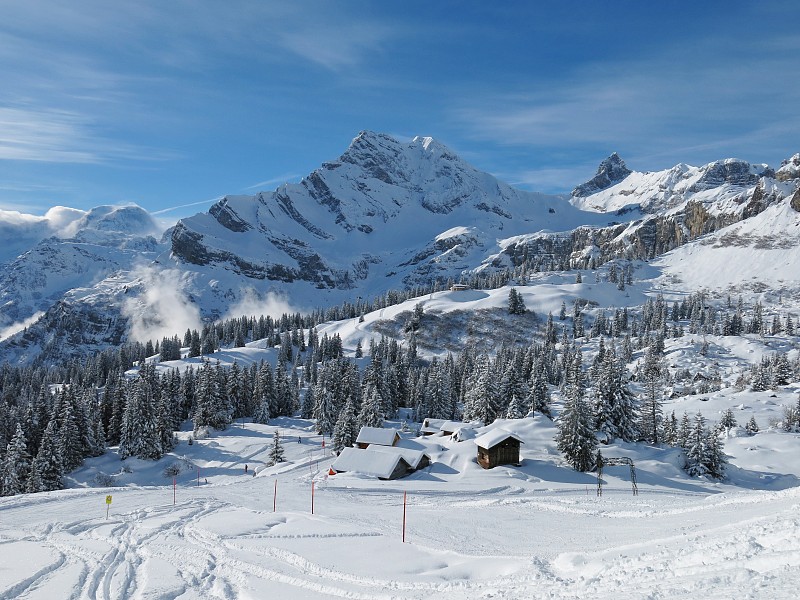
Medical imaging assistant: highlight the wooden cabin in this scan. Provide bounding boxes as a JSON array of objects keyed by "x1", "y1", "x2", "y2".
[
  {"x1": 371, "y1": 445, "x2": 431, "y2": 471},
  {"x1": 330, "y1": 447, "x2": 414, "y2": 480},
  {"x1": 450, "y1": 283, "x2": 470, "y2": 291},
  {"x1": 355, "y1": 426, "x2": 401, "y2": 449},
  {"x1": 474, "y1": 429, "x2": 524, "y2": 469}
]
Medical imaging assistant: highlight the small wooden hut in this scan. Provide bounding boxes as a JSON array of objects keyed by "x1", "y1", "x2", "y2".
[
  {"x1": 474, "y1": 429, "x2": 523, "y2": 469},
  {"x1": 355, "y1": 426, "x2": 401, "y2": 449}
]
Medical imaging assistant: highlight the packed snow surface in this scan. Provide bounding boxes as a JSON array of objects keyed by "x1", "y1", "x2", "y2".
[{"x1": 2, "y1": 410, "x2": 799, "y2": 599}]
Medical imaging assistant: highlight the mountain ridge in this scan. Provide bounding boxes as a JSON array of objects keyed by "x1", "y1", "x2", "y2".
[{"x1": 0, "y1": 133, "x2": 798, "y2": 364}]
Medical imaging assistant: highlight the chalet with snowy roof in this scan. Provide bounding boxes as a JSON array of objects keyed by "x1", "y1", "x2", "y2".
[
  {"x1": 440, "y1": 420, "x2": 475, "y2": 437},
  {"x1": 420, "y1": 418, "x2": 446, "y2": 436},
  {"x1": 330, "y1": 447, "x2": 414, "y2": 480},
  {"x1": 474, "y1": 429, "x2": 524, "y2": 469},
  {"x1": 355, "y1": 426, "x2": 401, "y2": 449},
  {"x1": 370, "y1": 445, "x2": 431, "y2": 471},
  {"x1": 450, "y1": 283, "x2": 470, "y2": 291}
]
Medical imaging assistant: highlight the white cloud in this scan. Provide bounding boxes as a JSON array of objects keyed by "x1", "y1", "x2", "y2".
[
  {"x1": 0, "y1": 311, "x2": 44, "y2": 343},
  {"x1": 453, "y1": 35, "x2": 800, "y2": 171},
  {"x1": 122, "y1": 265, "x2": 202, "y2": 343},
  {"x1": 223, "y1": 288, "x2": 301, "y2": 321}
]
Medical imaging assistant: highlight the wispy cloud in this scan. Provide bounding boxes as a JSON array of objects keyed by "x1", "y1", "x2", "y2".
[
  {"x1": 150, "y1": 197, "x2": 223, "y2": 216},
  {"x1": 245, "y1": 174, "x2": 301, "y2": 191},
  {"x1": 0, "y1": 107, "x2": 102, "y2": 163},
  {"x1": 454, "y1": 34, "x2": 800, "y2": 171}
]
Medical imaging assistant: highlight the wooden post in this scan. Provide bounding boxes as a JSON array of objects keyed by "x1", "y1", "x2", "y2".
[
  {"x1": 402, "y1": 491, "x2": 407, "y2": 543},
  {"x1": 197, "y1": 467, "x2": 200, "y2": 487},
  {"x1": 273, "y1": 479, "x2": 277, "y2": 512},
  {"x1": 311, "y1": 481, "x2": 315, "y2": 514},
  {"x1": 173, "y1": 476, "x2": 176, "y2": 505}
]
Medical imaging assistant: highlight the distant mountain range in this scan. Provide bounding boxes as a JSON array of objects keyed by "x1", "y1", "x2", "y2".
[{"x1": 0, "y1": 131, "x2": 798, "y2": 364}]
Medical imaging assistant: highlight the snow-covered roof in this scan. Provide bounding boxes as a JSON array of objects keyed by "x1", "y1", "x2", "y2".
[
  {"x1": 356, "y1": 426, "x2": 400, "y2": 446},
  {"x1": 331, "y1": 447, "x2": 411, "y2": 479},
  {"x1": 440, "y1": 420, "x2": 476, "y2": 432},
  {"x1": 473, "y1": 429, "x2": 524, "y2": 450},
  {"x1": 369, "y1": 445, "x2": 430, "y2": 470}
]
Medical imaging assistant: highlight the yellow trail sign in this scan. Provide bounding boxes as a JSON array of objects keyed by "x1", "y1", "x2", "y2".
[{"x1": 105, "y1": 495, "x2": 112, "y2": 505}]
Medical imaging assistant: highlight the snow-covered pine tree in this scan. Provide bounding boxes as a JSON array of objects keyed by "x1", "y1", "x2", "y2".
[
  {"x1": 556, "y1": 351, "x2": 597, "y2": 472},
  {"x1": 527, "y1": 355, "x2": 552, "y2": 418},
  {"x1": 719, "y1": 408, "x2": 737, "y2": 430},
  {"x1": 463, "y1": 357, "x2": 502, "y2": 425},
  {"x1": 2, "y1": 424, "x2": 30, "y2": 496},
  {"x1": 745, "y1": 415, "x2": 759, "y2": 434},
  {"x1": 684, "y1": 412, "x2": 727, "y2": 479},
  {"x1": 27, "y1": 420, "x2": 63, "y2": 493},
  {"x1": 120, "y1": 377, "x2": 162, "y2": 460},
  {"x1": 300, "y1": 384, "x2": 315, "y2": 420},
  {"x1": 508, "y1": 287, "x2": 526, "y2": 315},
  {"x1": 594, "y1": 343, "x2": 637, "y2": 442},
  {"x1": 638, "y1": 345, "x2": 665, "y2": 444},
  {"x1": 313, "y1": 388, "x2": 337, "y2": 436},
  {"x1": 684, "y1": 412, "x2": 709, "y2": 477},
  {"x1": 357, "y1": 387, "x2": 384, "y2": 429},
  {"x1": 268, "y1": 430, "x2": 286, "y2": 465},
  {"x1": 332, "y1": 397, "x2": 359, "y2": 454},
  {"x1": 57, "y1": 402, "x2": 84, "y2": 472}
]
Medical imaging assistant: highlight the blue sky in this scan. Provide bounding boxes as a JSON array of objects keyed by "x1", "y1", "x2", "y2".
[{"x1": 1, "y1": 1, "x2": 798, "y2": 221}]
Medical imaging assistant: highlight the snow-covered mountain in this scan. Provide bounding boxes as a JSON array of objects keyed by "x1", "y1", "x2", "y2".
[
  {"x1": 0, "y1": 205, "x2": 166, "y2": 340},
  {"x1": 165, "y1": 131, "x2": 616, "y2": 315},
  {"x1": 1, "y1": 133, "x2": 799, "y2": 365}
]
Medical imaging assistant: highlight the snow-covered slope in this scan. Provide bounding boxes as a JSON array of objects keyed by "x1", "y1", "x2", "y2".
[
  {"x1": 2, "y1": 409, "x2": 799, "y2": 599},
  {"x1": 651, "y1": 193, "x2": 800, "y2": 295}
]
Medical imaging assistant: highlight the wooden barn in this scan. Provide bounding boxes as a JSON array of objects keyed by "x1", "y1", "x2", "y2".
[
  {"x1": 355, "y1": 426, "x2": 401, "y2": 449},
  {"x1": 474, "y1": 429, "x2": 524, "y2": 469}
]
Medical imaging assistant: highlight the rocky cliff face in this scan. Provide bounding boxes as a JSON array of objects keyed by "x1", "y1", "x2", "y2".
[{"x1": 572, "y1": 153, "x2": 632, "y2": 197}]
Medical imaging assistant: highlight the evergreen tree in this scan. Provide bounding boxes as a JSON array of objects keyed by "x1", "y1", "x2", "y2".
[
  {"x1": 357, "y1": 387, "x2": 384, "y2": 429},
  {"x1": 332, "y1": 398, "x2": 359, "y2": 454},
  {"x1": 120, "y1": 377, "x2": 161, "y2": 460},
  {"x1": 508, "y1": 288, "x2": 526, "y2": 315},
  {"x1": 555, "y1": 377, "x2": 597, "y2": 472},
  {"x1": 57, "y1": 402, "x2": 84, "y2": 472},
  {"x1": 745, "y1": 415, "x2": 759, "y2": 434},
  {"x1": 2, "y1": 424, "x2": 30, "y2": 496},
  {"x1": 528, "y1": 356, "x2": 552, "y2": 417},
  {"x1": 719, "y1": 408, "x2": 737, "y2": 430},
  {"x1": 268, "y1": 430, "x2": 285, "y2": 465},
  {"x1": 252, "y1": 395, "x2": 271, "y2": 425},
  {"x1": 594, "y1": 345, "x2": 637, "y2": 442},
  {"x1": 638, "y1": 346, "x2": 665, "y2": 444},
  {"x1": 27, "y1": 421, "x2": 63, "y2": 492},
  {"x1": 313, "y1": 388, "x2": 337, "y2": 435}
]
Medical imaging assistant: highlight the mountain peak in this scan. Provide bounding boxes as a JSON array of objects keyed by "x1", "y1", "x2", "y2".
[{"x1": 572, "y1": 153, "x2": 632, "y2": 197}]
